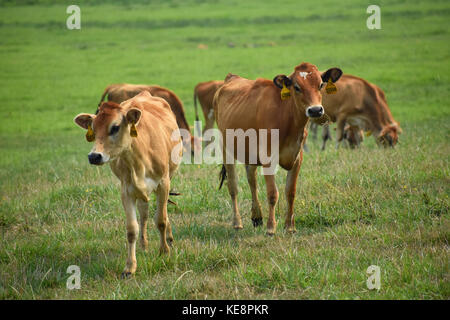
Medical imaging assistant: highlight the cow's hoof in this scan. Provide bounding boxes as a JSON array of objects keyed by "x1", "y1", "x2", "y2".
[
  {"x1": 140, "y1": 240, "x2": 149, "y2": 251},
  {"x1": 233, "y1": 225, "x2": 243, "y2": 230},
  {"x1": 159, "y1": 244, "x2": 170, "y2": 255},
  {"x1": 285, "y1": 227, "x2": 297, "y2": 234},
  {"x1": 120, "y1": 271, "x2": 133, "y2": 279},
  {"x1": 266, "y1": 227, "x2": 276, "y2": 236},
  {"x1": 252, "y1": 218, "x2": 263, "y2": 227}
]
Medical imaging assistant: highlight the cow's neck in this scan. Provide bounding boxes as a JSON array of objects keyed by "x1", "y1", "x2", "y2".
[{"x1": 378, "y1": 104, "x2": 396, "y2": 127}]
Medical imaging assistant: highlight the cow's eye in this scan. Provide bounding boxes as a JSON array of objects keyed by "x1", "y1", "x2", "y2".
[
  {"x1": 109, "y1": 125, "x2": 120, "y2": 135},
  {"x1": 319, "y1": 82, "x2": 325, "y2": 90},
  {"x1": 294, "y1": 83, "x2": 301, "y2": 92}
]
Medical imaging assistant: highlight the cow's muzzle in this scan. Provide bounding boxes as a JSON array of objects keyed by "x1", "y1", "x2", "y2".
[
  {"x1": 88, "y1": 152, "x2": 106, "y2": 165},
  {"x1": 306, "y1": 106, "x2": 324, "y2": 118}
]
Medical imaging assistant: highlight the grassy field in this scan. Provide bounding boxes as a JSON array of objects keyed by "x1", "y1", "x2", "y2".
[{"x1": 0, "y1": 0, "x2": 449, "y2": 299}]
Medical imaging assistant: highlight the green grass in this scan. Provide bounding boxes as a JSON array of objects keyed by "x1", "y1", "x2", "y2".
[{"x1": 0, "y1": 0, "x2": 449, "y2": 299}]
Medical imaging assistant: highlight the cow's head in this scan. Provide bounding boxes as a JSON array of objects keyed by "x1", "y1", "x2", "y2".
[
  {"x1": 378, "y1": 123, "x2": 402, "y2": 147},
  {"x1": 74, "y1": 101, "x2": 141, "y2": 165},
  {"x1": 273, "y1": 62, "x2": 342, "y2": 118},
  {"x1": 344, "y1": 125, "x2": 364, "y2": 149}
]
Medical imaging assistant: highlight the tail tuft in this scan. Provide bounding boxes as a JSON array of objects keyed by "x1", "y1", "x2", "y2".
[{"x1": 168, "y1": 191, "x2": 181, "y2": 206}]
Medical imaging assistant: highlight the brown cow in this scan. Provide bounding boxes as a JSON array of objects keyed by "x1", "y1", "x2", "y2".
[
  {"x1": 193, "y1": 80, "x2": 224, "y2": 134},
  {"x1": 98, "y1": 83, "x2": 200, "y2": 153},
  {"x1": 214, "y1": 62, "x2": 342, "y2": 235},
  {"x1": 312, "y1": 74, "x2": 401, "y2": 150},
  {"x1": 74, "y1": 91, "x2": 182, "y2": 277}
]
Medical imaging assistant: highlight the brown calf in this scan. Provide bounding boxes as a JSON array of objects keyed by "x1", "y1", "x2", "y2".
[
  {"x1": 74, "y1": 91, "x2": 182, "y2": 277},
  {"x1": 214, "y1": 62, "x2": 342, "y2": 235}
]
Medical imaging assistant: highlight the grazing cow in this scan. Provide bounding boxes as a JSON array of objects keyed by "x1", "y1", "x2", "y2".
[
  {"x1": 193, "y1": 80, "x2": 224, "y2": 134},
  {"x1": 214, "y1": 62, "x2": 342, "y2": 234},
  {"x1": 312, "y1": 74, "x2": 401, "y2": 150},
  {"x1": 74, "y1": 91, "x2": 182, "y2": 277},
  {"x1": 98, "y1": 83, "x2": 200, "y2": 153}
]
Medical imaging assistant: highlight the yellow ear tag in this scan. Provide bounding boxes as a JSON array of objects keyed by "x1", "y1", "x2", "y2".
[
  {"x1": 281, "y1": 82, "x2": 291, "y2": 100},
  {"x1": 86, "y1": 124, "x2": 95, "y2": 142},
  {"x1": 325, "y1": 78, "x2": 337, "y2": 94},
  {"x1": 130, "y1": 123, "x2": 138, "y2": 138},
  {"x1": 365, "y1": 130, "x2": 372, "y2": 137}
]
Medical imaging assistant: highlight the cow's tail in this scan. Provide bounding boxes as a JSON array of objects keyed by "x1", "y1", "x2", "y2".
[
  {"x1": 98, "y1": 85, "x2": 111, "y2": 107},
  {"x1": 193, "y1": 87, "x2": 202, "y2": 136},
  {"x1": 218, "y1": 165, "x2": 227, "y2": 190},
  {"x1": 193, "y1": 88, "x2": 199, "y2": 122}
]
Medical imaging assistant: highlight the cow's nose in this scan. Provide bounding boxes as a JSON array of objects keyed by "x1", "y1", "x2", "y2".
[
  {"x1": 88, "y1": 152, "x2": 103, "y2": 165},
  {"x1": 306, "y1": 106, "x2": 324, "y2": 118}
]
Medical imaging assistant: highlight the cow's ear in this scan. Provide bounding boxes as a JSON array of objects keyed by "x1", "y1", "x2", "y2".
[
  {"x1": 74, "y1": 113, "x2": 95, "y2": 130},
  {"x1": 126, "y1": 108, "x2": 142, "y2": 125},
  {"x1": 321, "y1": 68, "x2": 343, "y2": 83},
  {"x1": 273, "y1": 75, "x2": 292, "y2": 89}
]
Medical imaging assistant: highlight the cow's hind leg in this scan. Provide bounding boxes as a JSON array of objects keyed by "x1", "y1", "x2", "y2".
[
  {"x1": 155, "y1": 177, "x2": 171, "y2": 255},
  {"x1": 137, "y1": 199, "x2": 149, "y2": 251},
  {"x1": 203, "y1": 110, "x2": 215, "y2": 134},
  {"x1": 246, "y1": 165, "x2": 263, "y2": 227},
  {"x1": 225, "y1": 163, "x2": 243, "y2": 229},
  {"x1": 335, "y1": 118, "x2": 346, "y2": 149},
  {"x1": 264, "y1": 174, "x2": 279, "y2": 236},
  {"x1": 121, "y1": 190, "x2": 139, "y2": 277},
  {"x1": 285, "y1": 155, "x2": 302, "y2": 233},
  {"x1": 202, "y1": 117, "x2": 216, "y2": 148}
]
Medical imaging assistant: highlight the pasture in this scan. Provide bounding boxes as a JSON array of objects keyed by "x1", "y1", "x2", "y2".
[{"x1": 0, "y1": 0, "x2": 448, "y2": 299}]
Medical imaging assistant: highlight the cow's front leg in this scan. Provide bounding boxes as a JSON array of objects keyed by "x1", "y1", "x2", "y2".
[
  {"x1": 121, "y1": 190, "x2": 139, "y2": 277},
  {"x1": 246, "y1": 165, "x2": 263, "y2": 227},
  {"x1": 137, "y1": 199, "x2": 149, "y2": 251},
  {"x1": 264, "y1": 174, "x2": 279, "y2": 236},
  {"x1": 166, "y1": 210, "x2": 174, "y2": 246},
  {"x1": 155, "y1": 177, "x2": 171, "y2": 255},
  {"x1": 285, "y1": 155, "x2": 302, "y2": 233}
]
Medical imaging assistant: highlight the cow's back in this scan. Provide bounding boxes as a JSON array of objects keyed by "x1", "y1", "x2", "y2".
[
  {"x1": 214, "y1": 77, "x2": 283, "y2": 132},
  {"x1": 146, "y1": 85, "x2": 191, "y2": 132}
]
